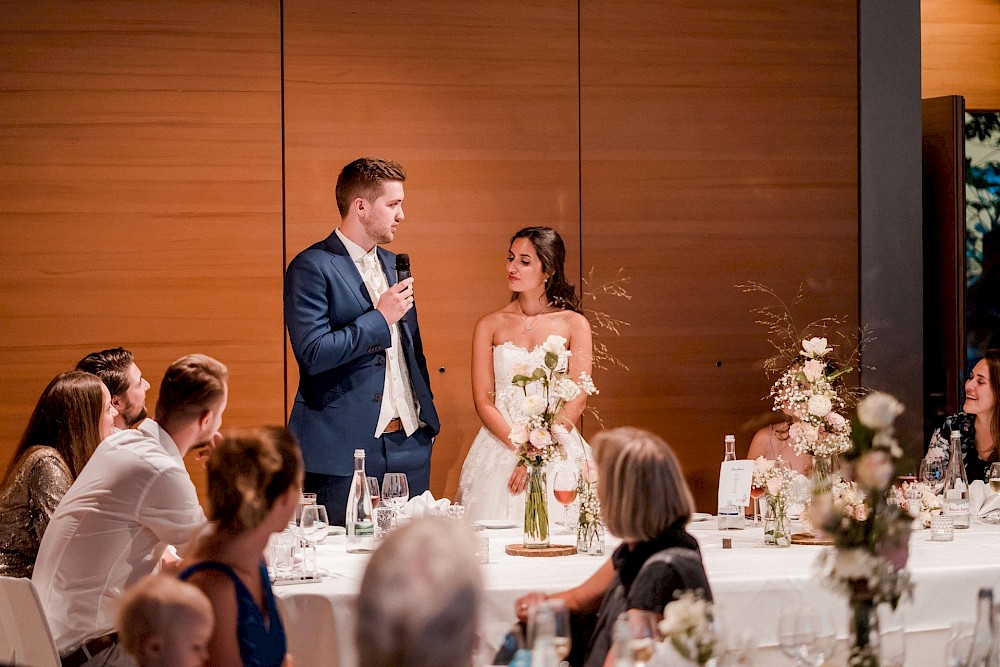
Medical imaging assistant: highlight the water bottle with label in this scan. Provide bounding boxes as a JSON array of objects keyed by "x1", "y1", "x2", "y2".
[
  {"x1": 346, "y1": 449, "x2": 375, "y2": 552},
  {"x1": 943, "y1": 430, "x2": 971, "y2": 529},
  {"x1": 718, "y1": 434, "x2": 745, "y2": 530}
]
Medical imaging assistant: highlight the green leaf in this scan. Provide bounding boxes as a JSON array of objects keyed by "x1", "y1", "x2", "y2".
[{"x1": 545, "y1": 351, "x2": 559, "y2": 370}]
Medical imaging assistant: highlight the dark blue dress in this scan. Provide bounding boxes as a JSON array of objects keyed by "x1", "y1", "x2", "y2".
[{"x1": 180, "y1": 560, "x2": 287, "y2": 667}]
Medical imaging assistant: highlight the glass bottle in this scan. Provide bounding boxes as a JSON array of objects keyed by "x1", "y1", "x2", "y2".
[
  {"x1": 346, "y1": 449, "x2": 375, "y2": 553},
  {"x1": 718, "y1": 434, "x2": 745, "y2": 530},
  {"x1": 530, "y1": 604, "x2": 559, "y2": 667},
  {"x1": 966, "y1": 588, "x2": 996, "y2": 667},
  {"x1": 943, "y1": 430, "x2": 971, "y2": 529}
]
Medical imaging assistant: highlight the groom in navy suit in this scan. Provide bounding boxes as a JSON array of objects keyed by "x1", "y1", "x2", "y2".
[{"x1": 284, "y1": 158, "x2": 439, "y2": 525}]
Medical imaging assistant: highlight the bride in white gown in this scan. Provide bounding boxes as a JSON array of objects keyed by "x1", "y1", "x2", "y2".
[{"x1": 458, "y1": 227, "x2": 592, "y2": 523}]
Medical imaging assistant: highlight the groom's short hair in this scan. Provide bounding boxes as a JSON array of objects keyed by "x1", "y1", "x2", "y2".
[
  {"x1": 594, "y1": 426, "x2": 696, "y2": 542},
  {"x1": 356, "y1": 517, "x2": 482, "y2": 667},
  {"x1": 335, "y1": 157, "x2": 406, "y2": 218}
]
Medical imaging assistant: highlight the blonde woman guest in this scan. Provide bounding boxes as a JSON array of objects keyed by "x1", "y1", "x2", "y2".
[
  {"x1": 179, "y1": 427, "x2": 300, "y2": 667},
  {"x1": 514, "y1": 427, "x2": 711, "y2": 667},
  {"x1": 923, "y1": 349, "x2": 1000, "y2": 483},
  {"x1": 118, "y1": 575, "x2": 214, "y2": 667},
  {"x1": 458, "y1": 226, "x2": 593, "y2": 522},
  {"x1": 357, "y1": 517, "x2": 483, "y2": 667},
  {"x1": 0, "y1": 371, "x2": 116, "y2": 578}
]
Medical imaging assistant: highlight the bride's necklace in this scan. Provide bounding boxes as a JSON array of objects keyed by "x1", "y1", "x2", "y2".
[{"x1": 517, "y1": 300, "x2": 550, "y2": 331}]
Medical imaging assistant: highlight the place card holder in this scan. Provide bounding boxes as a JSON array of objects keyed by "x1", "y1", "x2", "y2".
[{"x1": 272, "y1": 572, "x2": 323, "y2": 586}]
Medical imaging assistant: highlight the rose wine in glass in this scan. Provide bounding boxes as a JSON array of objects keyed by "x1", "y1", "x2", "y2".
[
  {"x1": 749, "y1": 484, "x2": 765, "y2": 525},
  {"x1": 552, "y1": 468, "x2": 579, "y2": 534}
]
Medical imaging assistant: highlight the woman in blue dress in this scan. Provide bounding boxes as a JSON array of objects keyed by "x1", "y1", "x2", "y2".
[{"x1": 180, "y1": 426, "x2": 301, "y2": 667}]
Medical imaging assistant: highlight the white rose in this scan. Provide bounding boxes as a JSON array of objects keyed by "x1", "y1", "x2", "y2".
[
  {"x1": 856, "y1": 392, "x2": 904, "y2": 430},
  {"x1": 554, "y1": 378, "x2": 581, "y2": 402},
  {"x1": 801, "y1": 337, "x2": 832, "y2": 358},
  {"x1": 541, "y1": 335, "x2": 568, "y2": 356},
  {"x1": 802, "y1": 359, "x2": 825, "y2": 382},
  {"x1": 509, "y1": 423, "x2": 529, "y2": 445},
  {"x1": 808, "y1": 394, "x2": 833, "y2": 418},
  {"x1": 521, "y1": 394, "x2": 547, "y2": 417}
]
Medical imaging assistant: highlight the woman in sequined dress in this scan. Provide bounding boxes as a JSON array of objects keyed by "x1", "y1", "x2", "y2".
[{"x1": 0, "y1": 370, "x2": 116, "y2": 578}]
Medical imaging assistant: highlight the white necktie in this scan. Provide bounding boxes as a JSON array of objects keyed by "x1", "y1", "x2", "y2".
[{"x1": 361, "y1": 253, "x2": 384, "y2": 300}]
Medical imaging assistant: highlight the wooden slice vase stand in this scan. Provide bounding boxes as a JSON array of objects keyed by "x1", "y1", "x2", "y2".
[
  {"x1": 790, "y1": 532, "x2": 833, "y2": 545},
  {"x1": 505, "y1": 544, "x2": 577, "y2": 557}
]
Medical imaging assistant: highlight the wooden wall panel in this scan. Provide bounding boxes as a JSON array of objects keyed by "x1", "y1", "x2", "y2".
[
  {"x1": 579, "y1": 1, "x2": 859, "y2": 509},
  {"x1": 0, "y1": 1, "x2": 284, "y2": 487},
  {"x1": 922, "y1": 0, "x2": 1000, "y2": 109},
  {"x1": 282, "y1": 1, "x2": 579, "y2": 498}
]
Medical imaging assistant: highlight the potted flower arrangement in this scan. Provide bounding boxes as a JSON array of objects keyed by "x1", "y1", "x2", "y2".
[
  {"x1": 658, "y1": 591, "x2": 717, "y2": 666},
  {"x1": 576, "y1": 457, "x2": 603, "y2": 555},
  {"x1": 751, "y1": 456, "x2": 805, "y2": 547}
]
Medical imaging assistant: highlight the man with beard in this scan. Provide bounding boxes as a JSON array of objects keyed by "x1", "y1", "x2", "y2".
[
  {"x1": 33, "y1": 354, "x2": 226, "y2": 667},
  {"x1": 76, "y1": 347, "x2": 151, "y2": 431},
  {"x1": 284, "y1": 157, "x2": 439, "y2": 526}
]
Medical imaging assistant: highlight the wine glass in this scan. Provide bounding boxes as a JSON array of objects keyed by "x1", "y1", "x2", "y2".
[
  {"x1": 552, "y1": 468, "x2": 579, "y2": 534},
  {"x1": 919, "y1": 457, "x2": 947, "y2": 494},
  {"x1": 777, "y1": 607, "x2": 819, "y2": 666},
  {"x1": 382, "y1": 473, "x2": 409, "y2": 527},
  {"x1": 299, "y1": 504, "x2": 329, "y2": 547},
  {"x1": 749, "y1": 482, "x2": 765, "y2": 526},
  {"x1": 294, "y1": 492, "x2": 317, "y2": 526},
  {"x1": 367, "y1": 476, "x2": 382, "y2": 508},
  {"x1": 527, "y1": 599, "x2": 572, "y2": 661},
  {"x1": 616, "y1": 609, "x2": 660, "y2": 667},
  {"x1": 989, "y1": 463, "x2": 1000, "y2": 495},
  {"x1": 945, "y1": 622, "x2": 973, "y2": 667}
]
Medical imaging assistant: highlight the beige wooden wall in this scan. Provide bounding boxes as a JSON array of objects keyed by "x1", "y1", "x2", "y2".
[
  {"x1": 2, "y1": 0, "x2": 860, "y2": 511},
  {"x1": 923, "y1": 0, "x2": 1000, "y2": 109}
]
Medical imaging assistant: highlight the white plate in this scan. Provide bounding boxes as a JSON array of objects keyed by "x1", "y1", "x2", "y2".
[
  {"x1": 476, "y1": 520, "x2": 518, "y2": 529},
  {"x1": 690, "y1": 512, "x2": 713, "y2": 522}
]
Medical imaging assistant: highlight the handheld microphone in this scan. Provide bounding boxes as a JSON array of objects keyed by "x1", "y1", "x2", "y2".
[{"x1": 395, "y1": 254, "x2": 411, "y2": 282}]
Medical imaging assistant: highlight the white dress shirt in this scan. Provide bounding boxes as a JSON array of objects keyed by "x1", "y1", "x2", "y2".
[
  {"x1": 336, "y1": 228, "x2": 420, "y2": 437},
  {"x1": 31, "y1": 420, "x2": 207, "y2": 655}
]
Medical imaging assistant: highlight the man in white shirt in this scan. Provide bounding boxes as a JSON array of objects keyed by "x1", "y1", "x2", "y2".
[{"x1": 32, "y1": 354, "x2": 228, "y2": 667}]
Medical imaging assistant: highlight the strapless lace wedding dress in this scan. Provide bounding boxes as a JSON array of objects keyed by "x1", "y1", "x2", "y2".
[{"x1": 457, "y1": 341, "x2": 591, "y2": 523}]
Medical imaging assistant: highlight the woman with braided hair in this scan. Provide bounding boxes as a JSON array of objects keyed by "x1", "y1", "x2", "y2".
[{"x1": 180, "y1": 426, "x2": 301, "y2": 667}]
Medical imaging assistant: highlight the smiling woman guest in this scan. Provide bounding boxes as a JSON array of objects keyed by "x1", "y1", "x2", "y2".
[
  {"x1": 457, "y1": 226, "x2": 593, "y2": 522},
  {"x1": 923, "y1": 349, "x2": 1000, "y2": 483}
]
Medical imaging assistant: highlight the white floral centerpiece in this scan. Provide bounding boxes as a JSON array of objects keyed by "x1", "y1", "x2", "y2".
[
  {"x1": 887, "y1": 482, "x2": 942, "y2": 528},
  {"x1": 506, "y1": 334, "x2": 598, "y2": 546},
  {"x1": 770, "y1": 337, "x2": 854, "y2": 461},
  {"x1": 576, "y1": 458, "x2": 603, "y2": 553},
  {"x1": 814, "y1": 392, "x2": 912, "y2": 667},
  {"x1": 658, "y1": 591, "x2": 717, "y2": 666},
  {"x1": 752, "y1": 456, "x2": 807, "y2": 547}
]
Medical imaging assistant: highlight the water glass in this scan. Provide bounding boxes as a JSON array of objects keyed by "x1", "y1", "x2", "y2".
[
  {"x1": 382, "y1": 473, "x2": 409, "y2": 526},
  {"x1": 474, "y1": 532, "x2": 490, "y2": 564},
  {"x1": 375, "y1": 507, "x2": 395, "y2": 541},
  {"x1": 269, "y1": 529, "x2": 297, "y2": 578},
  {"x1": 300, "y1": 543, "x2": 317, "y2": 575},
  {"x1": 528, "y1": 599, "x2": 572, "y2": 662}
]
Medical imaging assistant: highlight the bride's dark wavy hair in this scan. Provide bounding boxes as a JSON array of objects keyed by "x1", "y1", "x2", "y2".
[{"x1": 509, "y1": 226, "x2": 580, "y2": 312}]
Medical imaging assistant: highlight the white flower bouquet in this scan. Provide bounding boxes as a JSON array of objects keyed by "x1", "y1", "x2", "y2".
[
  {"x1": 887, "y1": 481, "x2": 942, "y2": 528},
  {"x1": 770, "y1": 337, "x2": 854, "y2": 459},
  {"x1": 506, "y1": 335, "x2": 598, "y2": 544},
  {"x1": 658, "y1": 591, "x2": 717, "y2": 666}
]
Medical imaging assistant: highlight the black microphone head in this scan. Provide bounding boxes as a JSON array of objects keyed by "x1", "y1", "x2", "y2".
[{"x1": 395, "y1": 254, "x2": 410, "y2": 271}]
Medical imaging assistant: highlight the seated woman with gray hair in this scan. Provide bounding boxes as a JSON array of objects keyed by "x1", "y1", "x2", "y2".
[
  {"x1": 514, "y1": 426, "x2": 712, "y2": 667},
  {"x1": 356, "y1": 517, "x2": 484, "y2": 667}
]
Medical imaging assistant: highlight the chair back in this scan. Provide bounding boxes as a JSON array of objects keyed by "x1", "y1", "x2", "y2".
[{"x1": 0, "y1": 576, "x2": 61, "y2": 667}]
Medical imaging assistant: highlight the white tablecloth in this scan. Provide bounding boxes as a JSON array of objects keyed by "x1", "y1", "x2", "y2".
[{"x1": 274, "y1": 518, "x2": 1000, "y2": 667}]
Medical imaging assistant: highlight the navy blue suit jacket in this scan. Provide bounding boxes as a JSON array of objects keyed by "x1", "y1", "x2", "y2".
[{"x1": 283, "y1": 232, "x2": 439, "y2": 477}]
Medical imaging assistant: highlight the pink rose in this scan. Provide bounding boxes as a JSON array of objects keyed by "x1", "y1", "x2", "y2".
[
  {"x1": 854, "y1": 505, "x2": 868, "y2": 521},
  {"x1": 825, "y1": 412, "x2": 847, "y2": 429},
  {"x1": 509, "y1": 423, "x2": 529, "y2": 446},
  {"x1": 766, "y1": 477, "x2": 782, "y2": 495},
  {"x1": 529, "y1": 428, "x2": 552, "y2": 449}
]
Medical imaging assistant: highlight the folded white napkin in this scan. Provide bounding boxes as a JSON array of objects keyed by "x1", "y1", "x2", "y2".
[
  {"x1": 398, "y1": 490, "x2": 451, "y2": 519},
  {"x1": 968, "y1": 480, "x2": 1000, "y2": 517}
]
